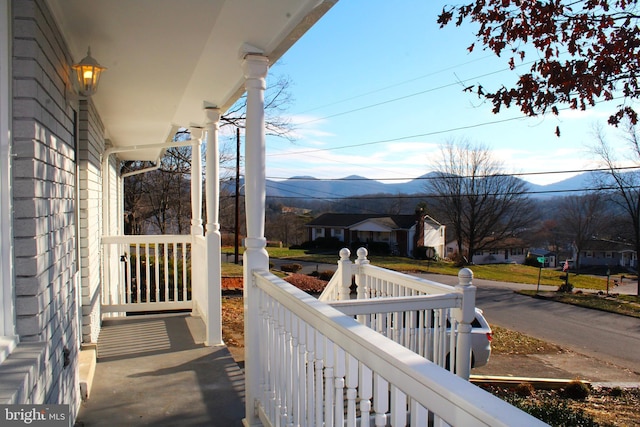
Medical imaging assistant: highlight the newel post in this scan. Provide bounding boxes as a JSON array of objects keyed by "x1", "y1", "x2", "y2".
[
  {"x1": 355, "y1": 247, "x2": 370, "y2": 300},
  {"x1": 337, "y1": 248, "x2": 352, "y2": 301},
  {"x1": 454, "y1": 267, "x2": 476, "y2": 380}
]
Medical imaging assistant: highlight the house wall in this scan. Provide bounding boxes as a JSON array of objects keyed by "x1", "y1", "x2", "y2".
[
  {"x1": 3, "y1": 0, "x2": 80, "y2": 413},
  {"x1": 471, "y1": 248, "x2": 527, "y2": 265},
  {"x1": 78, "y1": 100, "x2": 104, "y2": 344},
  {"x1": 421, "y1": 225, "x2": 445, "y2": 258}
]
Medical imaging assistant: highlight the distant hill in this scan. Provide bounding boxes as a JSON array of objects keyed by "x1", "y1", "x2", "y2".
[{"x1": 225, "y1": 171, "x2": 603, "y2": 199}]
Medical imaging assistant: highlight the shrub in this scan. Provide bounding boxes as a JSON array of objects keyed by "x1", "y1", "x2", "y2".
[
  {"x1": 562, "y1": 380, "x2": 590, "y2": 400},
  {"x1": 524, "y1": 255, "x2": 543, "y2": 267},
  {"x1": 504, "y1": 396, "x2": 599, "y2": 426},
  {"x1": 284, "y1": 274, "x2": 328, "y2": 293},
  {"x1": 514, "y1": 382, "x2": 535, "y2": 397},
  {"x1": 609, "y1": 386, "x2": 623, "y2": 397},
  {"x1": 280, "y1": 263, "x2": 302, "y2": 273},
  {"x1": 352, "y1": 241, "x2": 389, "y2": 256},
  {"x1": 317, "y1": 270, "x2": 334, "y2": 281},
  {"x1": 299, "y1": 237, "x2": 344, "y2": 252},
  {"x1": 558, "y1": 282, "x2": 574, "y2": 293},
  {"x1": 413, "y1": 246, "x2": 437, "y2": 260}
]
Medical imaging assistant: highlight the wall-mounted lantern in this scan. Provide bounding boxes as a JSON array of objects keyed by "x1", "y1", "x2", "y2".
[{"x1": 72, "y1": 47, "x2": 106, "y2": 97}]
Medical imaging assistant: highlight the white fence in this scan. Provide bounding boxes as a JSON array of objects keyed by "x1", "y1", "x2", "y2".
[
  {"x1": 320, "y1": 248, "x2": 476, "y2": 379},
  {"x1": 251, "y1": 268, "x2": 547, "y2": 427},
  {"x1": 101, "y1": 235, "x2": 193, "y2": 313}
]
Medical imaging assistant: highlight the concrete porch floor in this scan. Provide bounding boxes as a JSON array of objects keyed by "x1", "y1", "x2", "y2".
[{"x1": 75, "y1": 313, "x2": 245, "y2": 426}]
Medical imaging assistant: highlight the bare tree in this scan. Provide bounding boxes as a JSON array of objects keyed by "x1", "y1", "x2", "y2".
[
  {"x1": 428, "y1": 140, "x2": 536, "y2": 264},
  {"x1": 592, "y1": 123, "x2": 640, "y2": 295},
  {"x1": 556, "y1": 193, "x2": 607, "y2": 272},
  {"x1": 123, "y1": 74, "x2": 296, "y2": 236}
]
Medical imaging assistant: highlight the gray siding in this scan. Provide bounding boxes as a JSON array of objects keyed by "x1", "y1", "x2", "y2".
[
  {"x1": 78, "y1": 100, "x2": 104, "y2": 344},
  {"x1": 9, "y1": 0, "x2": 80, "y2": 412}
]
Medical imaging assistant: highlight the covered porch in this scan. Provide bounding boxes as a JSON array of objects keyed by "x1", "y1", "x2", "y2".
[{"x1": 44, "y1": 0, "x2": 545, "y2": 425}]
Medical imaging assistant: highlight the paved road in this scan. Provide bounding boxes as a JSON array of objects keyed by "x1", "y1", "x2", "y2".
[{"x1": 415, "y1": 273, "x2": 640, "y2": 373}]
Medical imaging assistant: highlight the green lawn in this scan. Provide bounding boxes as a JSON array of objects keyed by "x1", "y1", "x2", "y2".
[
  {"x1": 241, "y1": 247, "x2": 627, "y2": 291},
  {"x1": 221, "y1": 246, "x2": 639, "y2": 317}
]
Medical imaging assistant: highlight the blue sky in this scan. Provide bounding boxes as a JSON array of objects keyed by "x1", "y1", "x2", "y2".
[{"x1": 254, "y1": 1, "x2": 631, "y2": 185}]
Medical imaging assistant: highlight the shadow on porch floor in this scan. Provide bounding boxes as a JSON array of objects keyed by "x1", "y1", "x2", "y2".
[{"x1": 75, "y1": 313, "x2": 245, "y2": 426}]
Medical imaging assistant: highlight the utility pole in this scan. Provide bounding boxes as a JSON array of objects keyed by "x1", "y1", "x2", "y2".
[{"x1": 234, "y1": 127, "x2": 240, "y2": 264}]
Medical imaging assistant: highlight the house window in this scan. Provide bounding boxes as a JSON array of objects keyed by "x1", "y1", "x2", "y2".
[
  {"x1": 586, "y1": 251, "x2": 593, "y2": 257},
  {"x1": 511, "y1": 248, "x2": 523, "y2": 256},
  {"x1": 331, "y1": 228, "x2": 343, "y2": 239},
  {"x1": 314, "y1": 228, "x2": 324, "y2": 238}
]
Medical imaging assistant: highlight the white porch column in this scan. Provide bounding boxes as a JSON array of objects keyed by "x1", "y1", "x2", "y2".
[
  {"x1": 191, "y1": 138, "x2": 203, "y2": 236},
  {"x1": 241, "y1": 53, "x2": 270, "y2": 427},
  {"x1": 204, "y1": 107, "x2": 223, "y2": 346}
]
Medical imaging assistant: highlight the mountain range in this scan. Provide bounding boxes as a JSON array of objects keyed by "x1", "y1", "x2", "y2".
[{"x1": 254, "y1": 171, "x2": 600, "y2": 200}]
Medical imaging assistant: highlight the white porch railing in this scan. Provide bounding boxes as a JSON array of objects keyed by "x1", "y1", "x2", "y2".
[
  {"x1": 250, "y1": 266, "x2": 547, "y2": 427},
  {"x1": 101, "y1": 235, "x2": 193, "y2": 313},
  {"x1": 320, "y1": 248, "x2": 476, "y2": 379}
]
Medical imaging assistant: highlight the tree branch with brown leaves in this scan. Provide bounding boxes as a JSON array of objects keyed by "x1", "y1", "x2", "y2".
[{"x1": 438, "y1": 0, "x2": 640, "y2": 127}]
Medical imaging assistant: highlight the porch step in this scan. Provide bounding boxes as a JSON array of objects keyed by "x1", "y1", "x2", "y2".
[{"x1": 79, "y1": 344, "x2": 97, "y2": 401}]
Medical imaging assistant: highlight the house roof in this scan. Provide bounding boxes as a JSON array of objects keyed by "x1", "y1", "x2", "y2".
[
  {"x1": 306, "y1": 213, "x2": 440, "y2": 230},
  {"x1": 45, "y1": 0, "x2": 336, "y2": 161},
  {"x1": 582, "y1": 239, "x2": 635, "y2": 252}
]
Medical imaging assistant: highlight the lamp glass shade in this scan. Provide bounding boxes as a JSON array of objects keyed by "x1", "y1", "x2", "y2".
[{"x1": 72, "y1": 48, "x2": 106, "y2": 96}]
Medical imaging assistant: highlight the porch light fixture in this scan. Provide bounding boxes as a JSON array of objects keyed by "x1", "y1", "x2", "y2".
[{"x1": 72, "y1": 47, "x2": 106, "y2": 97}]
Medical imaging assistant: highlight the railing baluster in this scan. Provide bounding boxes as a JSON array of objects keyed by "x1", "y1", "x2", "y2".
[
  {"x1": 268, "y1": 297, "x2": 278, "y2": 422},
  {"x1": 172, "y1": 243, "x2": 177, "y2": 301},
  {"x1": 154, "y1": 242, "x2": 160, "y2": 302},
  {"x1": 334, "y1": 346, "x2": 345, "y2": 427},
  {"x1": 359, "y1": 363, "x2": 372, "y2": 427},
  {"x1": 305, "y1": 324, "x2": 315, "y2": 427},
  {"x1": 163, "y1": 243, "x2": 169, "y2": 303},
  {"x1": 144, "y1": 243, "x2": 151, "y2": 301},
  {"x1": 295, "y1": 316, "x2": 306, "y2": 427},
  {"x1": 373, "y1": 373, "x2": 388, "y2": 427},
  {"x1": 324, "y1": 338, "x2": 335, "y2": 427},
  {"x1": 278, "y1": 303, "x2": 287, "y2": 426},
  {"x1": 182, "y1": 243, "x2": 187, "y2": 301},
  {"x1": 390, "y1": 385, "x2": 406, "y2": 426},
  {"x1": 287, "y1": 314, "x2": 300, "y2": 425},
  {"x1": 314, "y1": 331, "x2": 324, "y2": 427},
  {"x1": 124, "y1": 243, "x2": 131, "y2": 304},
  {"x1": 410, "y1": 398, "x2": 428, "y2": 426},
  {"x1": 345, "y1": 354, "x2": 358, "y2": 427}
]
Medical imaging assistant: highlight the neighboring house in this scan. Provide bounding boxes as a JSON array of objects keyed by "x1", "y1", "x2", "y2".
[
  {"x1": 572, "y1": 239, "x2": 638, "y2": 269},
  {"x1": 528, "y1": 248, "x2": 557, "y2": 268},
  {"x1": 446, "y1": 238, "x2": 529, "y2": 265},
  {"x1": 306, "y1": 213, "x2": 445, "y2": 258},
  {"x1": 0, "y1": 0, "x2": 335, "y2": 424}
]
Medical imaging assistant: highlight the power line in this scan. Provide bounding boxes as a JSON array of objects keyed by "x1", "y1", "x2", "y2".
[
  {"x1": 296, "y1": 54, "x2": 498, "y2": 115},
  {"x1": 295, "y1": 61, "x2": 535, "y2": 126},
  {"x1": 265, "y1": 185, "x2": 640, "y2": 201},
  {"x1": 267, "y1": 114, "x2": 532, "y2": 157}
]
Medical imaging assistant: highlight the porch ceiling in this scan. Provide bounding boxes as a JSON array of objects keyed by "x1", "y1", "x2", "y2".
[{"x1": 45, "y1": 0, "x2": 336, "y2": 161}]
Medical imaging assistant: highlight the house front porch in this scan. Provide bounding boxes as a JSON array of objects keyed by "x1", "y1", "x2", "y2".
[{"x1": 76, "y1": 313, "x2": 245, "y2": 426}]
